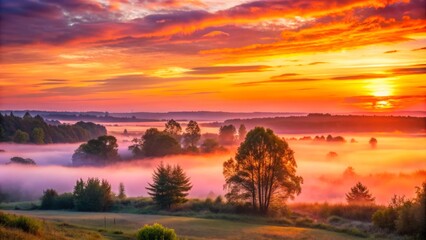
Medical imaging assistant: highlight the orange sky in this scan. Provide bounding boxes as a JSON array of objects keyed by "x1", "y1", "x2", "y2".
[{"x1": 0, "y1": 0, "x2": 425, "y2": 112}]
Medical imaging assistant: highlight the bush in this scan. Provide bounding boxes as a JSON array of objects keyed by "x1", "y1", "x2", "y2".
[
  {"x1": 0, "y1": 212, "x2": 42, "y2": 235},
  {"x1": 40, "y1": 189, "x2": 58, "y2": 209},
  {"x1": 372, "y1": 207, "x2": 397, "y2": 230},
  {"x1": 136, "y1": 223, "x2": 178, "y2": 240}
]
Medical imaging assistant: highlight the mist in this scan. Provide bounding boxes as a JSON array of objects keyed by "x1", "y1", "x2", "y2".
[{"x1": 1, "y1": 123, "x2": 425, "y2": 204}]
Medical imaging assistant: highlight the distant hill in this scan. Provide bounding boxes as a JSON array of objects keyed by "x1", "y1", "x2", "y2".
[{"x1": 212, "y1": 114, "x2": 426, "y2": 134}]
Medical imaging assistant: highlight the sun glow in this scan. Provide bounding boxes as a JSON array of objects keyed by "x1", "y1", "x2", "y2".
[{"x1": 369, "y1": 79, "x2": 393, "y2": 97}]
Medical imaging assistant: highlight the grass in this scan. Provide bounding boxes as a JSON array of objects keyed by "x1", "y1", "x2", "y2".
[{"x1": 3, "y1": 210, "x2": 367, "y2": 240}]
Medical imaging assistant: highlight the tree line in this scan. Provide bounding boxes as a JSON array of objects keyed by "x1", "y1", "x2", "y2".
[
  {"x1": 0, "y1": 112, "x2": 106, "y2": 144},
  {"x1": 72, "y1": 119, "x2": 247, "y2": 165}
]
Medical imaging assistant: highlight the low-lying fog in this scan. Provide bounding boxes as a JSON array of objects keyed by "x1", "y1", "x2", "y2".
[{"x1": 0, "y1": 122, "x2": 425, "y2": 204}]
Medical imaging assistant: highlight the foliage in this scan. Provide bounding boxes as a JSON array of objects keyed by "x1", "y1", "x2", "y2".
[
  {"x1": 200, "y1": 138, "x2": 225, "y2": 153},
  {"x1": 73, "y1": 178, "x2": 113, "y2": 212},
  {"x1": 130, "y1": 128, "x2": 181, "y2": 157},
  {"x1": 218, "y1": 124, "x2": 236, "y2": 145},
  {"x1": 13, "y1": 129, "x2": 29, "y2": 143},
  {"x1": 238, "y1": 124, "x2": 247, "y2": 142},
  {"x1": 31, "y1": 127, "x2": 45, "y2": 144},
  {"x1": 372, "y1": 182, "x2": 426, "y2": 238},
  {"x1": 345, "y1": 182, "x2": 375, "y2": 205},
  {"x1": 146, "y1": 163, "x2": 192, "y2": 209},
  {"x1": 224, "y1": 127, "x2": 303, "y2": 214},
  {"x1": 136, "y1": 223, "x2": 178, "y2": 240},
  {"x1": 40, "y1": 189, "x2": 58, "y2": 209},
  {"x1": 8, "y1": 156, "x2": 36, "y2": 165},
  {"x1": 0, "y1": 212, "x2": 42, "y2": 235},
  {"x1": 164, "y1": 119, "x2": 182, "y2": 141},
  {"x1": 183, "y1": 120, "x2": 201, "y2": 149},
  {"x1": 0, "y1": 113, "x2": 106, "y2": 144},
  {"x1": 72, "y1": 135, "x2": 120, "y2": 166},
  {"x1": 118, "y1": 182, "x2": 126, "y2": 200}
]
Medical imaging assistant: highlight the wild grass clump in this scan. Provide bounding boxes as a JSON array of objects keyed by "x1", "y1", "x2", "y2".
[
  {"x1": 136, "y1": 223, "x2": 178, "y2": 240},
  {"x1": 0, "y1": 212, "x2": 42, "y2": 235}
]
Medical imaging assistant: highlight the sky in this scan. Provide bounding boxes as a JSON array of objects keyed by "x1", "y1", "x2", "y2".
[{"x1": 0, "y1": 0, "x2": 425, "y2": 113}]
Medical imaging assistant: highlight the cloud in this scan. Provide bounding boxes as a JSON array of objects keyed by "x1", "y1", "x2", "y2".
[
  {"x1": 202, "y1": 30, "x2": 230, "y2": 38},
  {"x1": 412, "y1": 46, "x2": 426, "y2": 51},
  {"x1": 308, "y1": 61, "x2": 327, "y2": 65},
  {"x1": 384, "y1": 50, "x2": 398, "y2": 54},
  {"x1": 391, "y1": 64, "x2": 426, "y2": 75},
  {"x1": 189, "y1": 65, "x2": 271, "y2": 74}
]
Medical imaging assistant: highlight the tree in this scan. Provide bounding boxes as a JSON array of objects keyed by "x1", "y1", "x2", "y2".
[
  {"x1": 8, "y1": 156, "x2": 36, "y2": 165},
  {"x1": 183, "y1": 120, "x2": 200, "y2": 150},
  {"x1": 164, "y1": 119, "x2": 182, "y2": 141},
  {"x1": 73, "y1": 178, "x2": 113, "y2": 211},
  {"x1": 118, "y1": 182, "x2": 126, "y2": 200},
  {"x1": 218, "y1": 125, "x2": 236, "y2": 146},
  {"x1": 238, "y1": 124, "x2": 247, "y2": 142},
  {"x1": 31, "y1": 127, "x2": 45, "y2": 144},
  {"x1": 200, "y1": 138, "x2": 224, "y2": 153},
  {"x1": 40, "y1": 189, "x2": 58, "y2": 209},
  {"x1": 72, "y1": 135, "x2": 120, "y2": 166},
  {"x1": 13, "y1": 130, "x2": 29, "y2": 143},
  {"x1": 369, "y1": 137, "x2": 378, "y2": 148},
  {"x1": 345, "y1": 182, "x2": 375, "y2": 205},
  {"x1": 146, "y1": 163, "x2": 192, "y2": 209},
  {"x1": 130, "y1": 128, "x2": 181, "y2": 157},
  {"x1": 223, "y1": 127, "x2": 302, "y2": 214}
]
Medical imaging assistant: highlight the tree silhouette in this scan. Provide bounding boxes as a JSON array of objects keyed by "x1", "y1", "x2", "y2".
[
  {"x1": 146, "y1": 163, "x2": 192, "y2": 209},
  {"x1": 219, "y1": 124, "x2": 236, "y2": 145},
  {"x1": 369, "y1": 137, "x2": 378, "y2": 148},
  {"x1": 72, "y1": 135, "x2": 120, "y2": 166},
  {"x1": 183, "y1": 120, "x2": 201, "y2": 150},
  {"x1": 223, "y1": 127, "x2": 303, "y2": 214},
  {"x1": 118, "y1": 182, "x2": 126, "y2": 200},
  {"x1": 346, "y1": 182, "x2": 375, "y2": 205},
  {"x1": 164, "y1": 119, "x2": 182, "y2": 141},
  {"x1": 238, "y1": 124, "x2": 247, "y2": 142}
]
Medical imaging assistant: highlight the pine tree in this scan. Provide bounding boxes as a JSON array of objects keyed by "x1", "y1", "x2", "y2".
[
  {"x1": 146, "y1": 163, "x2": 192, "y2": 209},
  {"x1": 346, "y1": 182, "x2": 375, "y2": 205}
]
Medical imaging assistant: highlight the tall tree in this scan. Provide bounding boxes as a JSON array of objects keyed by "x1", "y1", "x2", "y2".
[
  {"x1": 146, "y1": 163, "x2": 192, "y2": 209},
  {"x1": 223, "y1": 127, "x2": 302, "y2": 214},
  {"x1": 118, "y1": 182, "x2": 126, "y2": 200},
  {"x1": 369, "y1": 137, "x2": 378, "y2": 148},
  {"x1": 346, "y1": 182, "x2": 375, "y2": 205},
  {"x1": 238, "y1": 124, "x2": 247, "y2": 142},
  {"x1": 135, "y1": 128, "x2": 181, "y2": 157},
  {"x1": 164, "y1": 119, "x2": 182, "y2": 141},
  {"x1": 218, "y1": 124, "x2": 237, "y2": 146},
  {"x1": 13, "y1": 129, "x2": 29, "y2": 143},
  {"x1": 183, "y1": 120, "x2": 201, "y2": 150}
]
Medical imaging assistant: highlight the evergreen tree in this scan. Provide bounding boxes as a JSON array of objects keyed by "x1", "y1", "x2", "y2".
[
  {"x1": 346, "y1": 182, "x2": 375, "y2": 205},
  {"x1": 146, "y1": 163, "x2": 192, "y2": 209},
  {"x1": 73, "y1": 178, "x2": 113, "y2": 211}
]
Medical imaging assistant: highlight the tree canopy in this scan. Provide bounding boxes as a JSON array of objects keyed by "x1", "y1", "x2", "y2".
[
  {"x1": 219, "y1": 124, "x2": 237, "y2": 146},
  {"x1": 8, "y1": 156, "x2": 36, "y2": 165},
  {"x1": 223, "y1": 127, "x2": 302, "y2": 214},
  {"x1": 183, "y1": 120, "x2": 201, "y2": 150},
  {"x1": 164, "y1": 119, "x2": 182, "y2": 141},
  {"x1": 73, "y1": 178, "x2": 113, "y2": 211},
  {"x1": 146, "y1": 163, "x2": 192, "y2": 209},
  {"x1": 129, "y1": 128, "x2": 181, "y2": 157},
  {"x1": 346, "y1": 182, "x2": 375, "y2": 205},
  {"x1": 238, "y1": 124, "x2": 247, "y2": 142},
  {"x1": 72, "y1": 135, "x2": 120, "y2": 166}
]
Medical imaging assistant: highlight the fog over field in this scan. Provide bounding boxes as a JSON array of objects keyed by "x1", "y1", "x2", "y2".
[{"x1": 0, "y1": 122, "x2": 425, "y2": 204}]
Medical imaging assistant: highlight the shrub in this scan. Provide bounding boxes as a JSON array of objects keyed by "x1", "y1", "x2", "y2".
[
  {"x1": 372, "y1": 207, "x2": 397, "y2": 230},
  {"x1": 136, "y1": 223, "x2": 178, "y2": 240},
  {"x1": 54, "y1": 193, "x2": 74, "y2": 209},
  {"x1": 0, "y1": 212, "x2": 42, "y2": 235},
  {"x1": 40, "y1": 189, "x2": 58, "y2": 209}
]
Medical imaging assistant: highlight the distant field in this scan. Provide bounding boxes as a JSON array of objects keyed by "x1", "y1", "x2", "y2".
[{"x1": 4, "y1": 210, "x2": 364, "y2": 240}]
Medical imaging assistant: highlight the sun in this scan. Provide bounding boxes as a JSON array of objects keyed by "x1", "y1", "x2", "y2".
[{"x1": 368, "y1": 79, "x2": 393, "y2": 97}]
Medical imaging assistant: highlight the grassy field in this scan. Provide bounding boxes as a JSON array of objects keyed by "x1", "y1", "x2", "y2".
[{"x1": 2, "y1": 210, "x2": 366, "y2": 240}]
